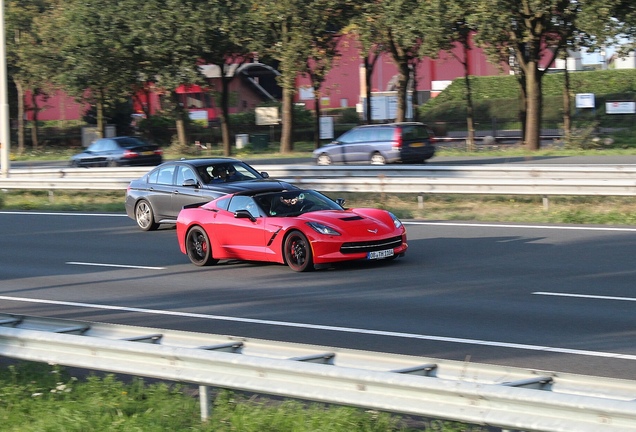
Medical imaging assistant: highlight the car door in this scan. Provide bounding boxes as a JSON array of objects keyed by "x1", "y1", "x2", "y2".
[
  {"x1": 145, "y1": 164, "x2": 177, "y2": 220},
  {"x1": 337, "y1": 128, "x2": 366, "y2": 163},
  {"x1": 171, "y1": 165, "x2": 211, "y2": 214},
  {"x1": 214, "y1": 196, "x2": 265, "y2": 260}
]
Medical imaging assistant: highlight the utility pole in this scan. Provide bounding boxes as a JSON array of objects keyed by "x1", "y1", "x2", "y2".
[{"x1": 0, "y1": 0, "x2": 10, "y2": 177}]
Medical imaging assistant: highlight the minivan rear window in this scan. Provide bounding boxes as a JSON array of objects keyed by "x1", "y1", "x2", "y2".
[{"x1": 401, "y1": 125, "x2": 431, "y2": 140}]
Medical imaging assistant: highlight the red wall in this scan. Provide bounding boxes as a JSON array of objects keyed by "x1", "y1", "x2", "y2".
[{"x1": 25, "y1": 35, "x2": 507, "y2": 121}]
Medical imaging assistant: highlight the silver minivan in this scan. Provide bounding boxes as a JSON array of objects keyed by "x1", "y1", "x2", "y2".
[{"x1": 313, "y1": 122, "x2": 436, "y2": 165}]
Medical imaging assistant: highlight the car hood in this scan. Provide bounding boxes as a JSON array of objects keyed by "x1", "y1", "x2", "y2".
[{"x1": 297, "y1": 210, "x2": 397, "y2": 237}]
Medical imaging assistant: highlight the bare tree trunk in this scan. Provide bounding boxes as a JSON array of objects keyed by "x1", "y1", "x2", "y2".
[
  {"x1": 395, "y1": 61, "x2": 410, "y2": 122},
  {"x1": 220, "y1": 70, "x2": 232, "y2": 157},
  {"x1": 280, "y1": 87, "x2": 294, "y2": 153},
  {"x1": 562, "y1": 66, "x2": 572, "y2": 141},
  {"x1": 524, "y1": 65, "x2": 542, "y2": 150},
  {"x1": 462, "y1": 45, "x2": 475, "y2": 151},
  {"x1": 364, "y1": 56, "x2": 374, "y2": 124},
  {"x1": 96, "y1": 90, "x2": 105, "y2": 138},
  {"x1": 30, "y1": 91, "x2": 40, "y2": 149},
  {"x1": 14, "y1": 78, "x2": 25, "y2": 154},
  {"x1": 313, "y1": 93, "x2": 321, "y2": 150}
]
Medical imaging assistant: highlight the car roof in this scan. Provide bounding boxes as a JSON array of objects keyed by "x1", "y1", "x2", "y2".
[
  {"x1": 166, "y1": 157, "x2": 242, "y2": 167},
  {"x1": 353, "y1": 122, "x2": 429, "y2": 129}
]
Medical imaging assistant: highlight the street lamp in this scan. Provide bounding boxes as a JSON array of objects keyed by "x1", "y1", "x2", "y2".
[{"x1": 0, "y1": 0, "x2": 10, "y2": 177}]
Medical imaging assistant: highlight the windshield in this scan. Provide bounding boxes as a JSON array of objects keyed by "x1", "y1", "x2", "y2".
[
  {"x1": 253, "y1": 190, "x2": 343, "y2": 217},
  {"x1": 197, "y1": 161, "x2": 263, "y2": 184}
]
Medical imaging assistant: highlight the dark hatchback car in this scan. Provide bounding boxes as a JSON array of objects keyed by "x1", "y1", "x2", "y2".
[
  {"x1": 70, "y1": 136, "x2": 163, "y2": 167},
  {"x1": 312, "y1": 122, "x2": 436, "y2": 165},
  {"x1": 125, "y1": 158, "x2": 297, "y2": 231}
]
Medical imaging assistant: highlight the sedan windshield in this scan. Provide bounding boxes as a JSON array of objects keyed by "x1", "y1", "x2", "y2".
[{"x1": 253, "y1": 190, "x2": 343, "y2": 217}]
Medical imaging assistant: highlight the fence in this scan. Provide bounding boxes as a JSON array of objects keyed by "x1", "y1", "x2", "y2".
[{"x1": 1, "y1": 313, "x2": 635, "y2": 431}]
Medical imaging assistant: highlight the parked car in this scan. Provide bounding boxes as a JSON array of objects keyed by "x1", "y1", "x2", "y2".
[
  {"x1": 125, "y1": 158, "x2": 297, "y2": 231},
  {"x1": 70, "y1": 136, "x2": 163, "y2": 167},
  {"x1": 312, "y1": 122, "x2": 436, "y2": 165},
  {"x1": 176, "y1": 188, "x2": 407, "y2": 272}
]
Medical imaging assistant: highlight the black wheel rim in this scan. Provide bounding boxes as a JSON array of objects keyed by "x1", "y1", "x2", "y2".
[
  {"x1": 188, "y1": 230, "x2": 209, "y2": 264},
  {"x1": 287, "y1": 235, "x2": 307, "y2": 269}
]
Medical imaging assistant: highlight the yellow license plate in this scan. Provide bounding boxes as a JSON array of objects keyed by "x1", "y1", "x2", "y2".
[{"x1": 410, "y1": 142, "x2": 424, "y2": 147}]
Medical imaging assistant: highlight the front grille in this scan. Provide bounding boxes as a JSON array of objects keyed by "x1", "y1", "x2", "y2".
[{"x1": 340, "y1": 236, "x2": 403, "y2": 254}]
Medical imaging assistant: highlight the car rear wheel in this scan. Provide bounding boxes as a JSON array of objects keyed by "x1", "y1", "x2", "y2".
[
  {"x1": 135, "y1": 200, "x2": 159, "y2": 231},
  {"x1": 370, "y1": 152, "x2": 386, "y2": 165},
  {"x1": 316, "y1": 153, "x2": 332, "y2": 166},
  {"x1": 185, "y1": 226, "x2": 218, "y2": 266},
  {"x1": 283, "y1": 231, "x2": 314, "y2": 272}
]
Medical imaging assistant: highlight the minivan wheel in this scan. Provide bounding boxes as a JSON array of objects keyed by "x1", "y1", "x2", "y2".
[
  {"x1": 370, "y1": 152, "x2": 386, "y2": 165},
  {"x1": 316, "y1": 153, "x2": 332, "y2": 166}
]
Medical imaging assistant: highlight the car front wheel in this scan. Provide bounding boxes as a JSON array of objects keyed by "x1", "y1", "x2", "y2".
[
  {"x1": 316, "y1": 153, "x2": 332, "y2": 166},
  {"x1": 185, "y1": 226, "x2": 218, "y2": 266},
  {"x1": 135, "y1": 200, "x2": 159, "y2": 231},
  {"x1": 283, "y1": 231, "x2": 314, "y2": 272}
]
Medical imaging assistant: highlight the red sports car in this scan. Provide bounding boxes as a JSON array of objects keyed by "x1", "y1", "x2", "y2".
[{"x1": 176, "y1": 188, "x2": 408, "y2": 271}]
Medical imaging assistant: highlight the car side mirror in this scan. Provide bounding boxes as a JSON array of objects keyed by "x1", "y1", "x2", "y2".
[
  {"x1": 182, "y1": 178, "x2": 199, "y2": 188},
  {"x1": 260, "y1": 172, "x2": 270, "y2": 178},
  {"x1": 234, "y1": 209, "x2": 256, "y2": 222},
  {"x1": 335, "y1": 198, "x2": 346, "y2": 208}
]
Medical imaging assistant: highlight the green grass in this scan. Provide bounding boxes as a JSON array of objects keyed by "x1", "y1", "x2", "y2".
[{"x1": 0, "y1": 361, "x2": 477, "y2": 432}]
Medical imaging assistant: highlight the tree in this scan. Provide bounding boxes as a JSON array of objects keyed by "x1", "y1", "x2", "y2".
[
  {"x1": 344, "y1": 1, "x2": 385, "y2": 125},
  {"x1": 469, "y1": 0, "x2": 608, "y2": 151},
  {"x1": 189, "y1": 0, "x2": 254, "y2": 156},
  {"x1": 433, "y1": 0, "x2": 478, "y2": 150},
  {"x1": 5, "y1": 0, "x2": 54, "y2": 153},
  {"x1": 51, "y1": 0, "x2": 141, "y2": 138},
  {"x1": 248, "y1": 0, "x2": 356, "y2": 153},
  {"x1": 372, "y1": 0, "x2": 440, "y2": 122}
]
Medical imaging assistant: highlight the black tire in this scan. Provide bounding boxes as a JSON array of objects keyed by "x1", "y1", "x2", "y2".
[
  {"x1": 283, "y1": 231, "x2": 314, "y2": 272},
  {"x1": 185, "y1": 226, "x2": 218, "y2": 266},
  {"x1": 316, "y1": 153, "x2": 332, "y2": 166},
  {"x1": 107, "y1": 159, "x2": 119, "y2": 167},
  {"x1": 135, "y1": 200, "x2": 159, "y2": 231},
  {"x1": 370, "y1": 152, "x2": 386, "y2": 165}
]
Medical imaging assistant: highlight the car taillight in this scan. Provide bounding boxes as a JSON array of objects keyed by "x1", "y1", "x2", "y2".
[
  {"x1": 392, "y1": 128, "x2": 402, "y2": 150},
  {"x1": 154, "y1": 149, "x2": 163, "y2": 155},
  {"x1": 429, "y1": 135, "x2": 436, "y2": 144},
  {"x1": 122, "y1": 149, "x2": 137, "y2": 158}
]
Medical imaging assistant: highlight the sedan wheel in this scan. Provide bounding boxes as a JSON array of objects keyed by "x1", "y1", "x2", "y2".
[
  {"x1": 316, "y1": 153, "x2": 332, "y2": 166},
  {"x1": 283, "y1": 231, "x2": 314, "y2": 272},
  {"x1": 135, "y1": 200, "x2": 159, "y2": 231},
  {"x1": 185, "y1": 226, "x2": 218, "y2": 266},
  {"x1": 370, "y1": 152, "x2": 386, "y2": 165}
]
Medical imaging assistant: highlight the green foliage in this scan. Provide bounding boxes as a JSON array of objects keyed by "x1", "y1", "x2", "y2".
[{"x1": 0, "y1": 362, "x2": 479, "y2": 431}]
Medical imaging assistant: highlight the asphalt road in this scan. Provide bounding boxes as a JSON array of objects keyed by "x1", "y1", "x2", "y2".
[{"x1": 1, "y1": 211, "x2": 635, "y2": 380}]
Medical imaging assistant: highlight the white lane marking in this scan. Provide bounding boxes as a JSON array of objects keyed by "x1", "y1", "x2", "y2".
[
  {"x1": 0, "y1": 295, "x2": 634, "y2": 361},
  {"x1": 66, "y1": 262, "x2": 165, "y2": 270},
  {"x1": 534, "y1": 292, "x2": 636, "y2": 302},
  {"x1": 0, "y1": 211, "x2": 126, "y2": 217},
  {"x1": 405, "y1": 221, "x2": 636, "y2": 232}
]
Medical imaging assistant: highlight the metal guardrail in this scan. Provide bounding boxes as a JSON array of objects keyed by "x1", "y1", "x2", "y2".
[
  {"x1": 2, "y1": 165, "x2": 636, "y2": 198},
  {"x1": 1, "y1": 314, "x2": 635, "y2": 431}
]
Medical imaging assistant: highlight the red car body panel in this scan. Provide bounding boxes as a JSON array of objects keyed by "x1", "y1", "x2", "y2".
[{"x1": 176, "y1": 193, "x2": 407, "y2": 269}]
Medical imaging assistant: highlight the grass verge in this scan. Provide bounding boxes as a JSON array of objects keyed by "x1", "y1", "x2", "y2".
[
  {"x1": 2, "y1": 190, "x2": 636, "y2": 226},
  {"x1": 0, "y1": 361, "x2": 478, "y2": 432}
]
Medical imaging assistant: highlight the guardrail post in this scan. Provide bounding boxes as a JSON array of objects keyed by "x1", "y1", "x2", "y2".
[
  {"x1": 543, "y1": 195, "x2": 550, "y2": 211},
  {"x1": 418, "y1": 194, "x2": 424, "y2": 210},
  {"x1": 199, "y1": 385, "x2": 211, "y2": 421}
]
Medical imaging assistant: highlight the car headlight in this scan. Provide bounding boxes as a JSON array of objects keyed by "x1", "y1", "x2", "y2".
[
  {"x1": 389, "y1": 212, "x2": 403, "y2": 229},
  {"x1": 306, "y1": 222, "x2": 341, "y2": 236}
]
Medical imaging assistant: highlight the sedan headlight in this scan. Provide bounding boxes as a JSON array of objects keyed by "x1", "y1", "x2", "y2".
[
  {"x1": 306, "y1": 222, "x2": 341, "y2": 236},
  {"x1": 389, "y1": 212, "x2": 403, "y2": 229}
]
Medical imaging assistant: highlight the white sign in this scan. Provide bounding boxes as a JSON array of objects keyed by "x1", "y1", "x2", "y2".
[
  {"x1": 606, "y1": 101, "x2": 636, "y2": 114},
  {"x1": 255, "y1": 107, "x2": 279, "y2": 125},
  {"x1": 575, "y1": 93, "x2": 595, "y2": 109},
  {"x1": 319, "y1": 116, "x2": 334, "y2": 140}
]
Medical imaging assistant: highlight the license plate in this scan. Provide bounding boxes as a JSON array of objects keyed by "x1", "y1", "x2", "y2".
[
  {"x1": 410, "y1": 142, "x2": 424, "y2": 147},
  {"x1": 367, "y1": 249, "x2": 394, "y2": 260},
  {"x1": 142, "y1": 151, "x2": 154, "y2": 155}
]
